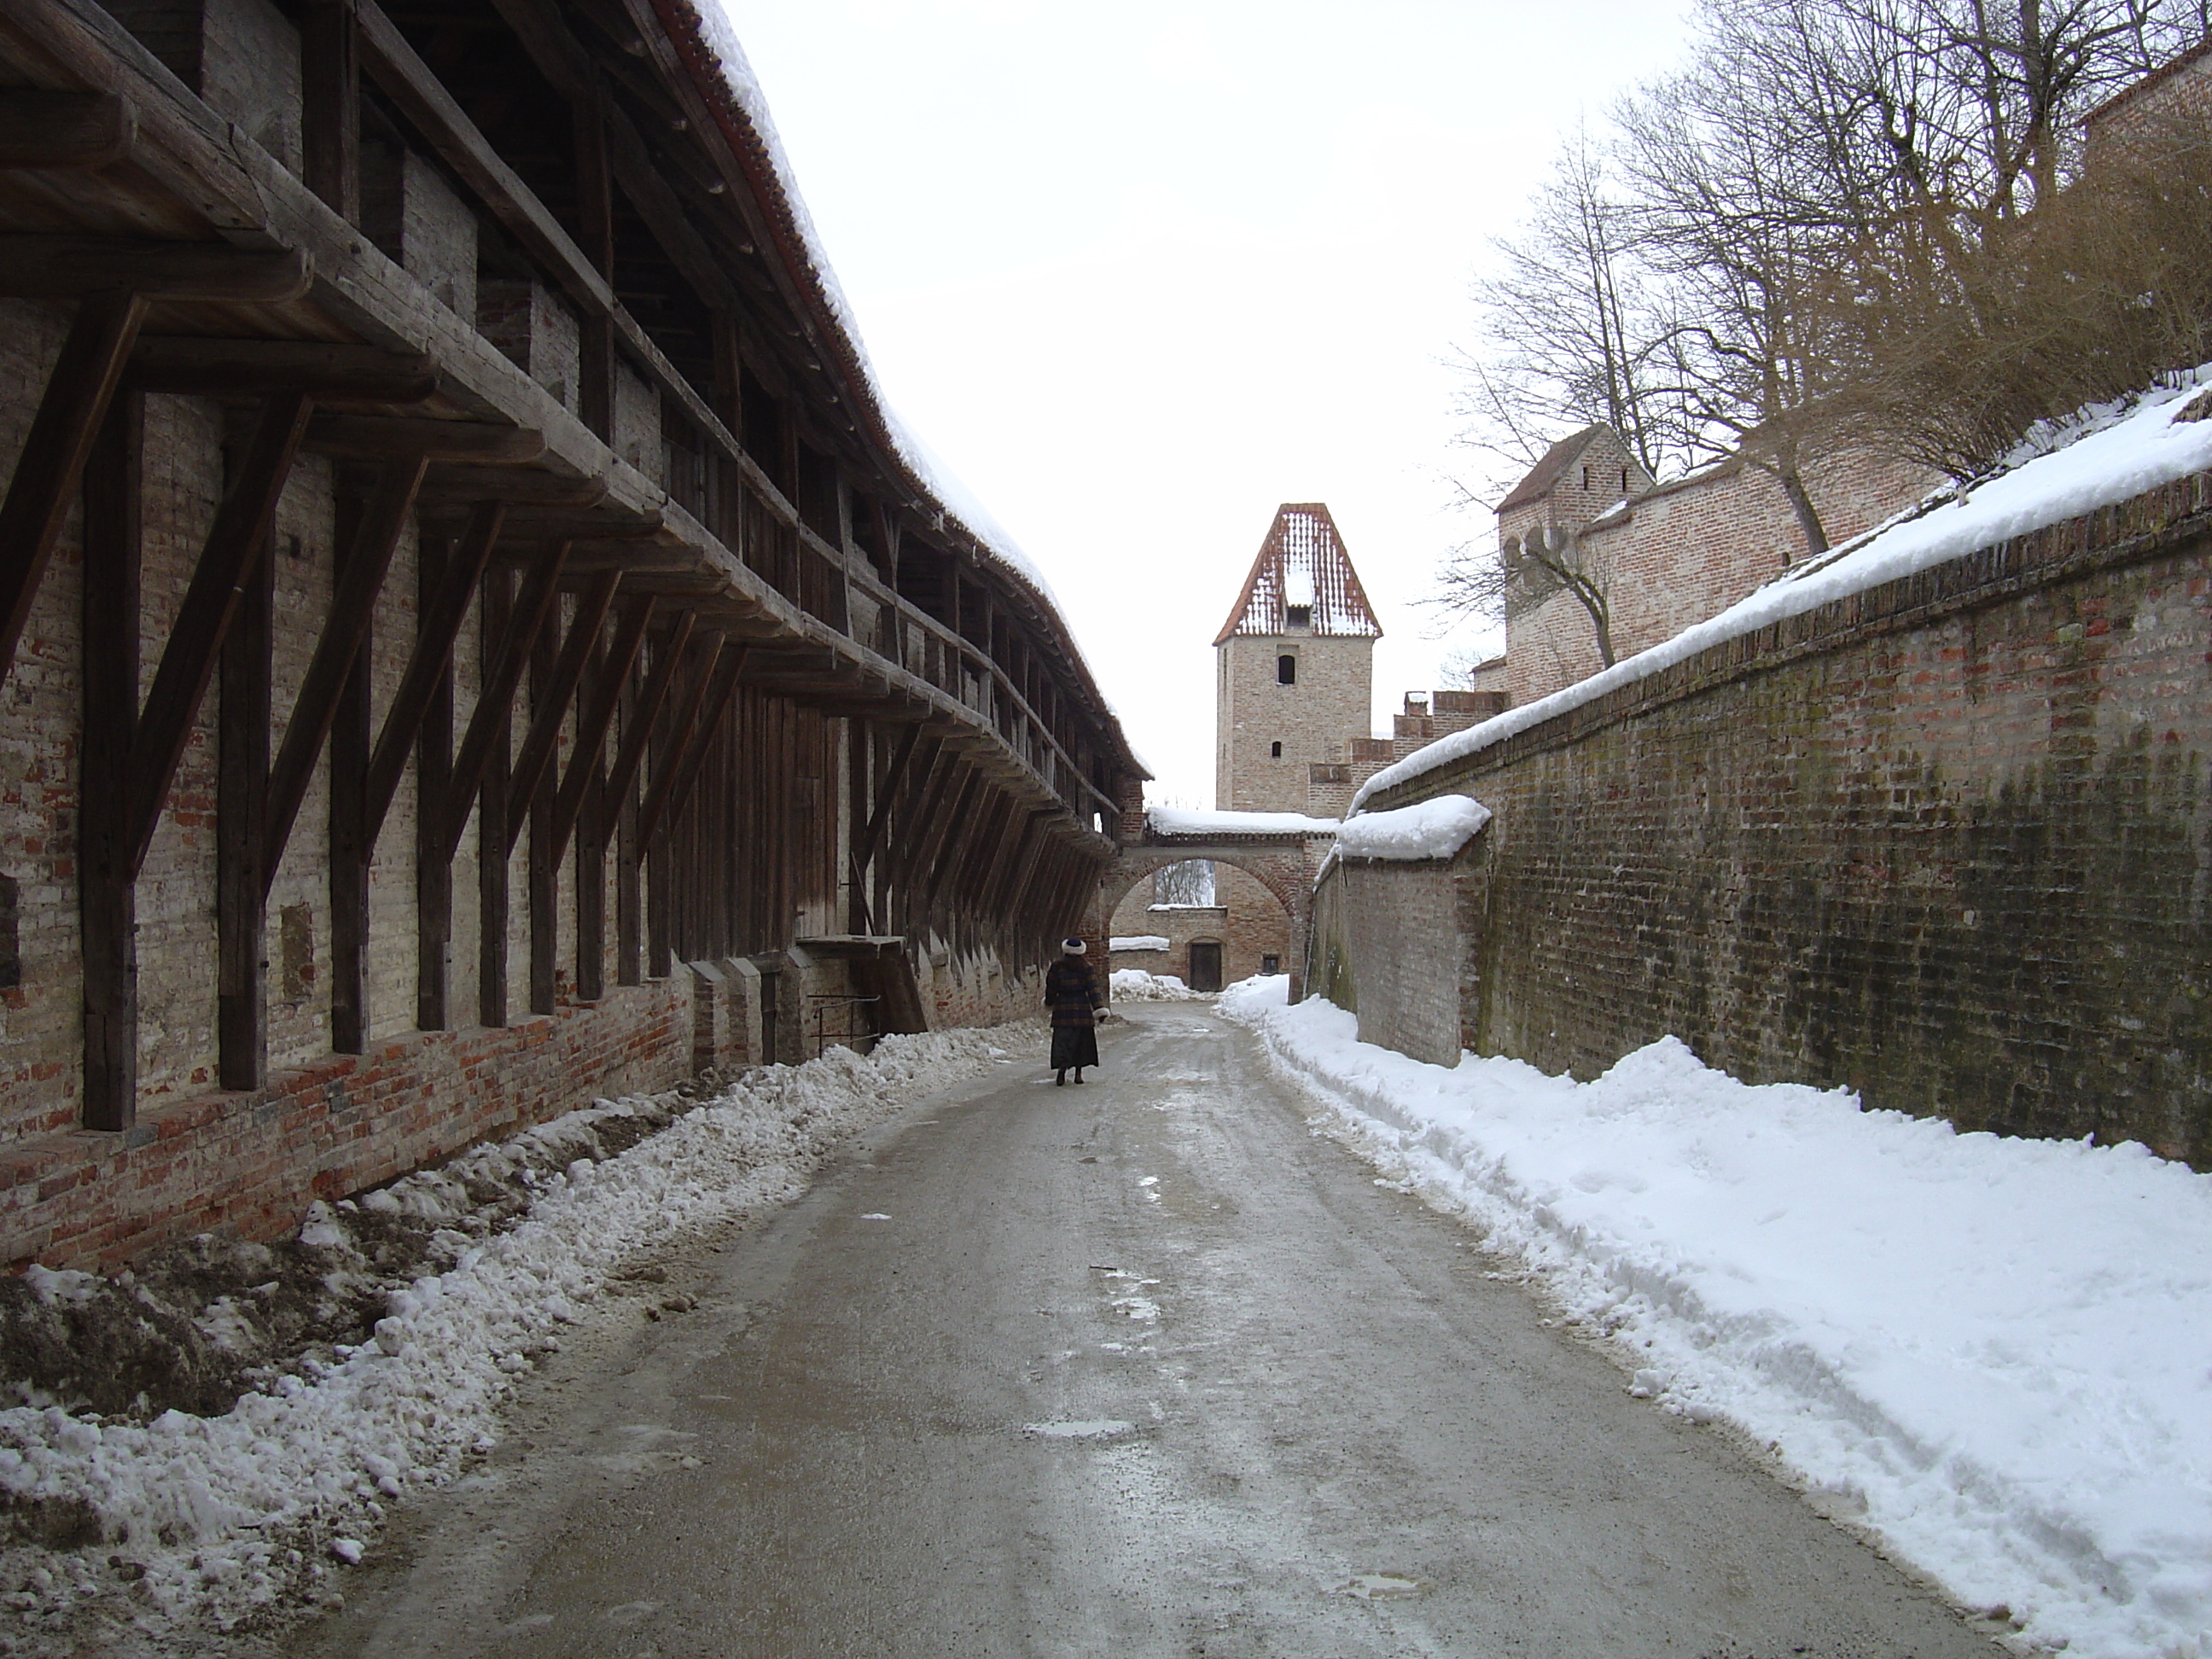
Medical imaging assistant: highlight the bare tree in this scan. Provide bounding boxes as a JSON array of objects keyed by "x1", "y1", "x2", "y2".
[
  {"x1": 1433, "y1": 518, "x2": 1619, "y2": 668},
  {"x1": 1153, "y1": 861, "x2": 1215, "y2": 907}
]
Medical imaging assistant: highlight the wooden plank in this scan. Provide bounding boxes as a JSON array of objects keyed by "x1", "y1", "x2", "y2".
[
  {"x1": 416, "y1": 533, "x2": 453, "y2": 1031},
  {"x1": 79, "y1": 390, "x2": 140, "y2": 1132},
  {"x1": 637, "y1": 642, "x2": 746, "y2": 844},
  {"x1": 126, "y1": 391, "x2": 313, "y2": 876},
  {"x1": 362, "y1": 498, "x2": 504, "y2": 837},
  {"x1": 0, "y1": 91, "x2": 134, "y2": 171},
  {"x1": 527, "y1": 613, "x2": 559, "y2": 1016},
  {"x1": 0, "y1": 290, "x2": 146, "y2": 688},
  {"x1": 300, "y1": 0, "x2": 361, "y2": 222},
  {"x1": 857, "y1": 724, "x2": 921, "y2": 864},
  {"x1": 306, "y1": 415, "x2": 542, "y2": 464},
  {"x1": 504, "y1": 569, "x2": 621, "y2": 858},
  {"x1": 216, "y1": 498, "x2": 273, "y2": 1091},
  {"x1": 329, "y1": 482, "x2": 372, "y2": 1054},
  {"x1": 441, "y1": 542, "x2": 571, "y2": 859},
  {"x1": 573, "y1": 639, "x2": 608, "y2": 1004},
  {"x1": 547, "y1": 596, "x2": 654, "y2": 862},
  {"x1": 601, "y1": 613, "x2": 696, "y2": 817},
  {"x1": 262, "y1": 452, "x2": 428, "y2": 888},
  {"x1": 476, "y1": 566, "x2": 513, "y2": 1027},
  {"x1": 0, "y1": 238, "x2": 310, "y2": 301},
  {"x1": 131, "y1": 337, "x2": 436, "y2": 403},
  {"x1": 917, "y1": 768, "x2": 984, "y2": 920}
]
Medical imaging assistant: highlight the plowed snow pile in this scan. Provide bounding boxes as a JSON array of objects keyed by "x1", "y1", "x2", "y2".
[
  {"x1": 1220, "y1": 979, "x2": 2212, "y2": 1659},
  {"x1": 0, "y1": 1027, "x2": 1026, "y2": 1652}
]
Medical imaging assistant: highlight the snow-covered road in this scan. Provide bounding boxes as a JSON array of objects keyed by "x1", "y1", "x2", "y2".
[{"x1": 288, "y1": 1004, "x2": 1993, "y2": 1659}]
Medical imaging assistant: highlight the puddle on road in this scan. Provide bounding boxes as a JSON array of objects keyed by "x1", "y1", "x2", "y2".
[{"x1": 1335, "y1": 1572, "x2": 1429, "y2": 1600}]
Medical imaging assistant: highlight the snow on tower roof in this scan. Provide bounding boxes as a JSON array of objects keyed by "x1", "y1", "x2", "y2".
[{"x1": 1212, "y1": 504, "x2": 1384, "y2": 646}]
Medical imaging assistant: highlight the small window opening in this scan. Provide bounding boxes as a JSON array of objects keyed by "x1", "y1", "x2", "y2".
[
  {"x1": 1285, "y1": 603, "x2": 1311, "y2": 629},
  {"x1": 0, "y1": 873, "x2": 18, "y2": 990},
  {"x1": 1581, "y1": 465, "x2": 1591, "y2": 490},
  {"x1": 1277, "y1": 654, "x2": 1296, "y2": 685},
  {"x1": 1621, "y1": 467, "x2": 1629, "y2": 492},
  {"x1": 1270, "y1": 741, "x2": 1283, "y2": 758},
  {"x1": 1261, "y1": 953, "x2": 1280, "y2": 975}
]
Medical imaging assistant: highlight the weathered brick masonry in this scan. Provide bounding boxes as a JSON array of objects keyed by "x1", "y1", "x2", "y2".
[{"x1": 1334, "y1": 476, "x2": 2212, "y2": 1165}]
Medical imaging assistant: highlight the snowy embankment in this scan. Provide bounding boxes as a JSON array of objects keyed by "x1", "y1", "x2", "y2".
[
  {"x1": 0, "y1": 1027, "x2": 1024, "y2": 1646},
  {"x1": 1109, "y1": 969, "x2": 1208, "y2": 1002},
  {"x1": 1220, "y1": 980, "x2": 2212, "y2": 1659}
]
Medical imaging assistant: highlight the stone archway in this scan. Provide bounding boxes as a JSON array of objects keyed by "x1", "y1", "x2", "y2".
[{"x1": 1093, "y1": 834, "x2": 1322, "y2": 1003}]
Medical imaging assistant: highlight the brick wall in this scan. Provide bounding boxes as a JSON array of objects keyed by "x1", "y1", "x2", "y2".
[
  {"x1": 1330, "y1": 474, "x2": 2212, "y2": 1166},
  {"x1": 1105, "y1": 862, "x2": 1291, "y2": 986},
  {"x1": 1307, "y1": 853, "x2": 1472, "y2": 1067},
  {"x1": 1215, "y1": 631, "x2": 1374, "y2": 812},
  {"x1": 1507, "y1": 446, "x2": 1938, "y2": 706}
]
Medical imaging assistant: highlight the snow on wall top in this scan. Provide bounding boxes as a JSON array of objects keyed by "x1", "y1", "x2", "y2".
[
  {"x1": 1147, "y1": 806, "x2": 1340, "y2": 837},
  {"x1": 1109, "y1": 935, "x2": 1171, "y2": 952},
  {"x1": 648, "y1": 3, "x2": 1073, "y2": 626},
  {"x1": 1355, "y1": 370, "x2": 2212, "y2": 810},
  {"x1": 1213, "y1": 504, "x2": 1385, "y2": 644},
  {"x1": 1335, "y1": 795, "x2": 1491, "y2": 861}
]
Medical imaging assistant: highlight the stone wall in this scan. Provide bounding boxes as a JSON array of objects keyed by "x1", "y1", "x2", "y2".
[
  {"x1": 1327, "y1": 473, "x2": 2212, "y2": 1165},
  {"x1": 1215, "y1": 630, "x2": 1375, "y2": 812}
]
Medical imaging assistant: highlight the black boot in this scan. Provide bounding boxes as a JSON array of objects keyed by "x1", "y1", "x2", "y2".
[
  {"x1": 1073, "y1": 1069, "x2": 1086, "y2": 1084},
  {"x1": 1054, "y1": 1070, "x2": 1065, "y2": 1086}
]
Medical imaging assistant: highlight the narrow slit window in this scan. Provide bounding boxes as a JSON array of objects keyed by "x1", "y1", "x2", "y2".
[
  {"x1": 1270, "y1": 741, "x2": 1283, "y2": 757},
  {"x1": 1277, "y1": 654, "x2": 1295, "y2": 685}
]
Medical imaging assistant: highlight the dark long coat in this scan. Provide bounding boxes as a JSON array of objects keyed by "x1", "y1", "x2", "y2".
[{"x1": 1044, "y1": 955, "x2": 1105, "y2": 1071}]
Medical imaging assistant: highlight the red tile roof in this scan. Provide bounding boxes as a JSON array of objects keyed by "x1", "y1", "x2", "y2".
[{"x1": 1213, "y1": 503, "x2": 1383, "y2": 645}]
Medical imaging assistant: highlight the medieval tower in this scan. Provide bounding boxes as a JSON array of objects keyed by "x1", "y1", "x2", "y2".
[{"x1": 1214, "y1": 503, "x2": 1382, "y2": 812}]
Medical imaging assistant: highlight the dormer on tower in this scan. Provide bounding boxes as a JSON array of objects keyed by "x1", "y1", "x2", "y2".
[{"x1": 1213, "y1": 503, "x2": 1382, "y2": 812}]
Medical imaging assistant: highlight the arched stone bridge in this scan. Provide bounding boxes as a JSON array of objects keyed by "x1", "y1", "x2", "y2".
[{"x1": 1089, "y1": 810, "x2": 1336, "y2": 1002}]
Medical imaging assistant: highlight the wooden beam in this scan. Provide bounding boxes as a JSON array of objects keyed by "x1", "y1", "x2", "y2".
[
  {"x1": 527, "y1": 614, "x2": 559, "y2": 1016},
  {"x1": 416, "y1": 533, "x2": 454, "y2": 1031},
  {"x1": 79, "y1": 391, "x2": 141, "y2": 1132},
  {"x1": 504, "y1": 570, "x2": 622, "y2": 858},
  {"x1": 262, "y1": 453, "x2": 428, "y2": 888},
  {"x1": 637, "y1": 642, "x2": 746, "y2": 844},
  {"x1": 546, "y1": 596, "x2": 655, "y2": 863},
  {"x1": 361, "y1": 498, "x2": 504, "y2": 837},
  {"x1": 0, "y1": 291, "x2": 146, "y2": 687},
  {"x1": 131, "y1": 337, "x2": 436, "y2": 403},
  {"x1": 329, "y1": 484, "x2": 372, "y2": 1053},
  {"x1": 442, "y1": 543, "x2": 571, "y2": 859},
  {"x1": 0, "y1": 91, "x2": 134, "y2": 171},
  {"x1": 477, "y1": 565, "x2": 514, "y2": 1027},
  {"x1": 217, "y1": 517, "x2": 273, "y2": 1090},
  {"x1": 858, "y1": 724, "x2": 921, "y2": 866},
  {"x1": 0, "y1": 238, "x2": 310, "y2": 302},
  {"x1": 306, "y1": 415, "x2": 542, "y2": 464},
  {"x1": 300, "y1": 0, "x2": 361, "y2": 222},
  {"x1": 126, "y1": 391, "x2": 313, "y2": 876},
  {"x1": 601, "y1": 612, "x2": 696, "y2": 814}
]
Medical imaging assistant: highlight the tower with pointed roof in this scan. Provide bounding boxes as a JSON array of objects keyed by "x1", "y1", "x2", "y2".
[{"x1": 1214, "y1": 503, "x2": 1382, "y2": 812}]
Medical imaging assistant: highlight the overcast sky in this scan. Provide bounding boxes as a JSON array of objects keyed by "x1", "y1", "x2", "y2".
[{"x1": 719, "y1": 0, "x2": 1697, "y2": 803}]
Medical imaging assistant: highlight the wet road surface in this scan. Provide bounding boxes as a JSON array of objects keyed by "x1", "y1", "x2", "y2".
[{"x1": 296, "y1": 1004, "x2": 1997, "y2": 1658}]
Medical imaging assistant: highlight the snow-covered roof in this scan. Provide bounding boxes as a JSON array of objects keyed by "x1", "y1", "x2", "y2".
[
  {"x1": 1335, "y1": 795, "x2": 1491, "y2": 861},
  {"x1": 1359, "y1": 370, "x2": 2212, "y2": 809},
  {"x1": 1213, "y1": 504, "x2": 1383, "y2": 644},
  {"x1": 646, "y1": 1, "x2": 1141, "y2": 771},
  {"x1": 1148, "y1": 806, "x2": 1340, "y2": 838}
]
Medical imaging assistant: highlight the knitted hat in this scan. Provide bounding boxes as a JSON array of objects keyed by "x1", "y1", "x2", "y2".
[{"x1": 1062, "y1": 937, "x2": 1086, "y2": 955}]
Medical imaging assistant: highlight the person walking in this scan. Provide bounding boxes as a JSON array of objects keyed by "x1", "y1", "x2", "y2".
[{"x1": 1045, "y1": 937, "x2": 1106, "y2": 1086}]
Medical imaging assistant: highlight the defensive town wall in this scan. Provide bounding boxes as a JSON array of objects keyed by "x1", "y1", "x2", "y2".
[{"x1": 1317, "y1": 472, "x2": 2212, "y2": 1166}]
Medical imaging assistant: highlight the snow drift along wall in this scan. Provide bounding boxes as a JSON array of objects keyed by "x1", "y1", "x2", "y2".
[{"x1": 1329, "y1": 468, "x2": 2212, "y2": 1165}]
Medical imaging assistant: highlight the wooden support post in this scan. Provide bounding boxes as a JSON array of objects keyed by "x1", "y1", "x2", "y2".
[
  {"x1": 918, "y1": 769, "x2": 985, "y2": 923},
  {"x1": 614, "y1": 715, "x2": 641, "y2": 987},
  {"x1": 263, "y1": 454, "x2": 426, "y2": 884},
  {"x1": 79, "y1": 392, "x2": 141, "y2": 1131},
  {"x1": 217, "y1": 494, "x2": 274, "y2": 1090},
  {"x1": 547, "y1": 597, "x2": 654, "y2": 862},
  {"x1": 415, "y1": 533, "x2": 453, "y2": 1030},
  {"x1": 0, "y1": 291, "x2": 146, "y2": 689},
  {"x1": 574, "y1": 653, "x2": 607, "y2": 1004},
  {"x1": 505, "y1": 571, "x2": 621, "y2": 858},
  {"x1": 128, "y1": 391, "x2": 312, "y2": 875},
  {"x1": 329, "y1": 483, "x2": 371, "y2": 1053},
  {"x1": 638, "y1": 644, "x2": 746, "y2": 844},
  {"x1": 477, "y1": 565, "x2": 512, "y2": 1027},
  {"x1": 528, "y1": 608, "x2": 560, "y2": 1016},
  {"x1": 362, "y1": 499, "x2": 504, "y2": 838},
  {"x1": 300, "y1": 0, "x2": 362, "y2": 223},
  {"x1": 442, "y1": 543, "x2": 570, "y2": 859}
]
